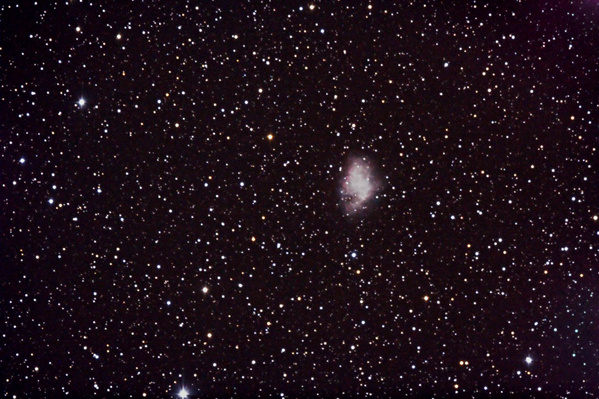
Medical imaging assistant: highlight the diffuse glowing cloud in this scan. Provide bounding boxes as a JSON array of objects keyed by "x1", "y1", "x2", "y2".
[{"x1": 339, "y1": 155, "x2": 380, "y2": 216}]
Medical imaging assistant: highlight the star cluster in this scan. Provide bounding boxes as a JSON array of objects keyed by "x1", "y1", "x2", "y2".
[{"x1": 2, "y1": 0, "x2": 599, "y2": 397}]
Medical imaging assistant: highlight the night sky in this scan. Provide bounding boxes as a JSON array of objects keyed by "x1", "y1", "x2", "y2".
[{"x1": 2, "y1": 0, "x2": 599, "y2": 397}]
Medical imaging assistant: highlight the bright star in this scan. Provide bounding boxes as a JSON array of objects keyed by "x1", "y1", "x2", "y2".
[
  {"x1": 525, "y1": 356, "x2": 532, "y2": 364},
  {"x1": 78, "y1": 98, "x2": 86, "y2": 107},
  {"x1": 178, "y1": 387, "x2": 189, "y2": 398}
]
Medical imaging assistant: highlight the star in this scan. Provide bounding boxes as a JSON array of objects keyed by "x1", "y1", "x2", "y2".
[
  {"x1": 78, "y1": 98, "x2": 86, "y2": 107},
  {"x1": 177, "y1": 387, "x2": 189, "y2": 398}
]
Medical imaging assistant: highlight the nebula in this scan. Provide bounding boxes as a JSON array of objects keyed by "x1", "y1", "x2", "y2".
[{"x1": 340, "y1": 156, "x2": 379, "y2": 216}]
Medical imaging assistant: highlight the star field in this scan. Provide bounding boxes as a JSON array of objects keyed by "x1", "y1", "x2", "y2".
[{"x1": 2, "y1": 1, "x2": 599, "y2": 397}]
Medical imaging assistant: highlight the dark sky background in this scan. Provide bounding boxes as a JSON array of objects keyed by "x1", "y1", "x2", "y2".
[{"x1": 2, "y1": 0, "x2": 599, "y2": 397}]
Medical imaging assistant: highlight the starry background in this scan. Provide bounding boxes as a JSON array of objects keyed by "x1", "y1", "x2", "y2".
[{"x1": 2, "y1": 0, "x2": 599, "y2": 397}]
